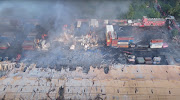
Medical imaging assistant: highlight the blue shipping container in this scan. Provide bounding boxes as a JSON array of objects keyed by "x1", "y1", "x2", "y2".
[
  {"x1": 118, "y1": 40, "x2": 129, "y2": 42},
  {"x1": 129, "y1": 40, "x2": 133, "y2": 43}
]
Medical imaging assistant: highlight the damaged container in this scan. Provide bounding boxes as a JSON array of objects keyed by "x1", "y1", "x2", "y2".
[
  {"x1": 0, "y1": 42, "x2": 10, "y2": 50},
  {"x1": 130, "y1": 43, "x2": 136, "y2": 48},
  {"x1": 22, "y1": 41, "x2": 35, "y2": 50},
  {"x1": 145, "y1": 57, "x2": 152, "y2": 61},
  {"x1": 128, "y1": 58, "x2": 135, "y2": 62},
  {"x1": 162, "y1": 43, "x2": 168, "y2": 48},
  {"x1": 137, "y1": 45, "x2": 149, "y2": 48},
  {"x1": 136, "y1": 57, "x2": 145, "y2": 64},
  {"x1": 153, "y1": 57, "x2": 161, "y2": 64},
  {"x1": 145, "y1": 61, "x2": 152, "y2": 64}
]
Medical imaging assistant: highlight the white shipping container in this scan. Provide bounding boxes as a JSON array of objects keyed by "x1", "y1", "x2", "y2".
[
  {"x1": 118, "y1": 42, "x2": 129, "y2": 45},
  {"x1": 150, "y1": 45, "x2": 162, "y2": 48},
  {"x1": 150, "y1": 44, "x2": 162, "y2": 48},
  {"x1": 77, "y1": 21, "x2": 81, "y2": 28},
  {"x1": 106, "y1": 25, "x2": 114, "y2": 33},
  {"x1": 128, "y1": 58, "x2": 135, "y2": 62},
  {"x1": 150, "y1": 42, "x2": 163, "y2": 46},
  {"x1": 106, "y1": 25, "x2": 116, "y2": 39},
  {"x1": 150, "y1": 43, "x2": 163, "y2": 48},
  {"x1": 104, "y1": 20, "x2": 108, "y2": 24}
]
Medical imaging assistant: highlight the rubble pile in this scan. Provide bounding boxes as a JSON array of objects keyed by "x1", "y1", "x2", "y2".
[{"x1": 79, "y1": 34, "x2": 98, "y2": 50}]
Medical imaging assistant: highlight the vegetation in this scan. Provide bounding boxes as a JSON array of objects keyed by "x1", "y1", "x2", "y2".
[
  {"x1": 159, "y1": 0, "x2": 180, "y2": 20},
  {"x1": 172, "y1": 29, "x2": 179, "y2": 37},
  {"x1": 125, "y1": 1, "x2": 161, "y2": 19},
  {"x1": 65, "y1": 0, "x2": 179, "y2": 20}
]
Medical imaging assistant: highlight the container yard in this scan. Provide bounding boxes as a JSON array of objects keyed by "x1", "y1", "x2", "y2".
[{"x1": 0, "y1": 0, "x2": 180, "y2": 99}]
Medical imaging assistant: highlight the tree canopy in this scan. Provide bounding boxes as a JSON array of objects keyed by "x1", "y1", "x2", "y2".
[
  {"x1": 159, "y1": 0, "x2": 180, "y2": 20},
  {"x1": 125, "y1": 1, "x2": 161, "y2": 19}
]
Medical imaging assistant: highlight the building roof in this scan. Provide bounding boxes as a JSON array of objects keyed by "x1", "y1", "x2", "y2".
[
  {"x1": 90, "y1": 19, "x2": 99, "y2": 27},
  {"x1": 147, "y1": 18, "x2": 166, "y2": 22},
  {"x1": 143, "y1": 16, "x2": 165, "y2": 22},
  {"x1": 0, "y1": 63, "x2": 180, "y2": 100}
]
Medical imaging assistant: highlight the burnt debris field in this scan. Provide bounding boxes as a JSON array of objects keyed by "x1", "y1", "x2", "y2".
[{"x1": 0, "y1": 0, "x2": 179, "y2": 72}]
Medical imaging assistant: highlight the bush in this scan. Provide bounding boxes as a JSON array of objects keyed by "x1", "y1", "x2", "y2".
[{"x1": 172, "y1": 29, "x2": 179, "y2": 37}]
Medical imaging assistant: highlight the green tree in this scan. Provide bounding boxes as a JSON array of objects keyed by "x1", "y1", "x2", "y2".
[
  {"x1": 126, "y1": 5, "x2": 135, "y2": 19},
  {"x1": 172, "y1": 29, "x2": 179, "y2": 37}
]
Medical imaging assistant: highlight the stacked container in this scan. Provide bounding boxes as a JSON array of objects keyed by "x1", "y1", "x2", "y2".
[
  {"x1": 153, "y1": 57, "x2": 161, "y2": 64},
  {"x1": 111, "y1": 39, "x2": 118, "y2": 47},
  {"x1": 136, "y1": 57, "x2": 145, "y2": 64},
  {"x1": 150, "y1": 39, "x2": 163, "y2": 48},
  {"x1": 117, "y1": 37, "x2": 134, "y2": 48},
  {"x1": 145, "y1": 57, "x2": 152, "y2": 64},
  {"x1": 127, "y1": 55, "x2": 135, "y2": 63}
]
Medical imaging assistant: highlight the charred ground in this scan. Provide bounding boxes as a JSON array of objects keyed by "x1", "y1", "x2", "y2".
[{"x1": 0, "y1": 0, "x2": 179, "y2": 73}]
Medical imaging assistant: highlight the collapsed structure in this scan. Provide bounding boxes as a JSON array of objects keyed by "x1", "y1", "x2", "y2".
[
  {"x1": 0, "y1": 15, "x2": 178, "y2": 66},
  {"x1": 1, "y1": 62, "x2": 180, "y2": 100}
]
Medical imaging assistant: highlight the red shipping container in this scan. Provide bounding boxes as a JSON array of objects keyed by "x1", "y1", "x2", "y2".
[
  {"x1": 112, "y1": 44, "x2": 118, "y2": 47},
  {"x1": 112, "y1": 40, "x2": 118, "y2": 44},
  {"x1": 118, "y1": 37, "x2": 134, "y2": 40},
  {"x1": 107, "y1": 42, "x2": 111, "y2": 46},
  {"x1": 151, "y1": 39, "x2": 163, "y2": 43}
]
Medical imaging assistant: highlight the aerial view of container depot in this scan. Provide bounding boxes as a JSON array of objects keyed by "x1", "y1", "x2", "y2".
[{"x1": 0, "y1": 0, "x2": 180, "y2": 99}]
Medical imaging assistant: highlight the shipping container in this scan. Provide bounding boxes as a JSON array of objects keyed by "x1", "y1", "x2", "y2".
[
  {"x1": 118, "y1": 42, "x2": 129, "y2": 45},
  {"x1": 153, "y1": 61, "x2": 160, "y2": 64},
  {"x1": 112, "y1": 23, "x2": 116, "y2": 25},
  {"x1": 112, "y1": 40, "x2": 118, "y2": 44},
  {"x1": 22, "y1": 46, "x2": 35, "y2": 50},
  {"x1": 145, "y1": 57, "x2": 152, "y2": 61},
  {"x1": 107, "y1": 42, "x2": 111, "y2": 46},
  {"x1": 118, "y1": 40, "x2": 129, "y2": 42},
  {"x1": 151, "y1": 39, "x2": 163, "y2": 43},
  {"x1": 150, "y1": 43, "x2": 163, "y2": 48},
  {"x1": 127, "y1": 55, "x2": 135, "y2": 59},
  {"x1": 137, "y1": 45, "x2": 149, "y2": 48},
  {"x1": 118, "y1": 37, "x2": 134, "y2": 40},
  {"x1": 145, "y1": 61, "x2": 152, "y2": 64},
  {"x1": 90, "y1": 19, "x2": 99, "y2": 27},
  {"x1": 150, "y1": 45, "x2": 162, "y2": 48},
  {"x1": 0, "y1": 42, "x2": 10, "y2": 50},
  {"x1": 118, "y1": 44, "x2": 129, "y2": 48},
  {"x1": 77, "y1": 21, "x2": 81, "y2": 28},
  {"x1": 129, "y1": 40, "x2": 133, "y2": 43},
  {"x1": 0, "y1": 57, "x2": 2, "y2": 61},
  {"x1": 150, "y1": 42, "x2": 163, "y2": 46},
  {"x1": 0, "y1": 32, "x2": 15, "y2": 43},
  {"x1": 112, "y1": 44, "x2": 118, "y2": 47},
  {"x1": 22, "y1": 41, "x2": 35, "y2": 50},
  {"x1": 104, "y1": 20, "x2": 108, "y2": 25},
  {"x1": 1, "y1": 32, "x2": 15, "y2": 38},
  {"x1": 130, "y1": 44, "x2": 136, "y2": 48},
  {"x1": 128, "y1": 58, "x2": 135, "y2": 62},
  {"x1": 153, "y1": 57, "x2": 161, "y2": 62},
  {"x1": 163, "y1": 43, "x2": 168, "y2": 48},
  {"x1": 136, "y1": 57, "x2": 145, "y2": 64}
]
